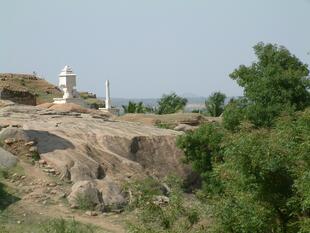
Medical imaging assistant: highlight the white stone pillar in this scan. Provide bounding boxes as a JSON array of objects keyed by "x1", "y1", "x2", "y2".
[{"x1": 105, "y1": 80, "x2": 111, "y2": 109}]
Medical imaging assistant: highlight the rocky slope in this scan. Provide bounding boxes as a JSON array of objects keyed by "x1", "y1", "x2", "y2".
[
  {"x1": 0, "y1": 73, "x2": 105, "y2": 107},
  {"x1": 0, "y1": 73, "x2": 62, "y2": 104},
  {"x1": 0, "y1": 102, "x2": 189, "y2": 212}
]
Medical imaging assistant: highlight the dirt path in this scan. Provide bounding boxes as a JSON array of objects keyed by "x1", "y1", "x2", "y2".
[
  {"x1": 21, "y1": 201, "x2": 126, "y2": 233},
  {"x1": 4, "y1": 160, "x2": 126, "y2": 233}
]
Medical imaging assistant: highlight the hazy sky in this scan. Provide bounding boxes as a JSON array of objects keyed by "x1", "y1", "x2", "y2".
[{"x1": 1, "y1": 0, "x2": 310, "y2": 98}]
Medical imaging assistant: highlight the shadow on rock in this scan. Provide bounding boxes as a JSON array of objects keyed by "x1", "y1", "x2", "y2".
[
  {"x1": 0, "y1": 183, "x2": 20, "y2": 210},
  {"x1": 24, "y1": 130, "x2": 75, "y2": 153}
]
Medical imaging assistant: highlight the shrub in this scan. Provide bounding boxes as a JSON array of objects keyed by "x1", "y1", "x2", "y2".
[
  {"x1": 222, "y1": 98, "x2": 246, "y2": 131},
  {"x1": 41, "y1": 218, "x2": 96, "y2": 233},
  {"x1": 178, "y1": 109, "x2": 310, "y2": 232},
  {"x1": 176, "y1": 123, "x2": 225, "y2": 175},
  {"x1": 126, "y1": 176, "x2": 206, "y2": 233},
  {"x1": 31, "y1": 151, "x2": 40, "y2": 161},
  {"x1": 125, "y1": 177, "x2": 162, "y2": 210},
  {"x1": 122, "y1": 101, "x2": 147, "y2": 114}
]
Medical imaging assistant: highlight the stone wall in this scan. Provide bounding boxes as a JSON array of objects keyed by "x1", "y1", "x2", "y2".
[{"x1": 0, "y1": 88, "x2": 36, "y2": 106}]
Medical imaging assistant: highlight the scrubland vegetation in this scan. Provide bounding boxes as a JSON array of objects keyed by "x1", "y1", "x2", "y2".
[
  {"x1": 0, "y1": 42, "x2": 309, "y2": 233},
  {"x1": 127, "y1": 42, "x2": 310, "y2": 233}
]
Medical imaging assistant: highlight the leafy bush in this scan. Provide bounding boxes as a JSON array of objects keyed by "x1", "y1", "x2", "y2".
[
  {"x1": 31, "y1": 151, "x2": 40, "y2": 161},
  {"x1": 122, "y1": 101, "x2": 147, "y2": 114},
  {"x1": 175, "y1": 43, "x2": 310, "y2": 232},
  {"x1": 222, "y1": 98, "x2": 247, "y2": 131},
  {"x1": 177, "y1": 109, "x2": 310, "y2": 232},
  {"x1": 126, "y1": 176, "x2": 206, "y2": 233},
  {"x1": 125, "y1": 177, "x2": 162, "y2": 210},
  {"x1": 176, "y1": 123, "x2": 225, "y2": 175},
  {"x1": 157, "y1": 93, "x2": 187, "y2": 115}
]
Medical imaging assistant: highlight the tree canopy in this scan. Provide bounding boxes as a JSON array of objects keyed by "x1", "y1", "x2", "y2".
[
  {"x1": 228, "y1": 42, "x2": 310, "y2": 127},
  {"x1": 157, "y1": 93, "x2": 187, "y2": 115},
  {"x1": 177, "y1": 109, "x2": 310, "y2": 233},
  {"x1": 122, "y1": 101, "x2": 146, "y2": 114},
  {"x1": 205, "y1": 92, "x2": 227, "y2": 117},
  {"x1": 176, "y1": 43, "x2": 310, "y2": 232}
]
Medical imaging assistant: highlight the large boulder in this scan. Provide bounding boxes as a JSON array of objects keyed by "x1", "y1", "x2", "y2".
[
  {"x1": 68, "y1": 180, "x2": 103, "y2": 210},
  {"x1": 98, "y1": 177, "x2": 127, "y2": 211},
  {"x1": 69, "y1": 160, "x2": 106, "y2": 182},
  {"x1": 174, "y1": 124, "x2": 198, "y2": 132},
  {"x1": 0, "y1": 147, "x2": 17, "y2": 168},
  {"x1": 67, "y1": 178, "x2": 127, "y2": 212},
  {"x1": 0, "y1": 127, "x2": 30, "y2": 143}
]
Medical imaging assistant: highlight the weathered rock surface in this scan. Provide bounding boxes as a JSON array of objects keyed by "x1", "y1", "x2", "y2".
[
  {"x1": 0, "y1": 104, "x2": 189, "y2": 211},
  {"x1": 174, "y1": 124, "x2": 198, "y2": 132},
  {"x1": 0, "y1": 127, "x2": 30, "y2": 143},
  {"x1": 0, "y1": 147, "x2": 17, "y2": 168},
  {"x1": 98, "y1": 176, "x2": 127, "y2": 210},
  {"x1": 68, "y1": 177, "x2": 127, "y2": 211},
  {"x1": 68, "y1": 180, "x2": 103, "y2": 210}
]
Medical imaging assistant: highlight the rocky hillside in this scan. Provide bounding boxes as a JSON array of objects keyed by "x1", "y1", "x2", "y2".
[
  {"x1": 0, "y1": 73, "x2": 104, "y2": 107},
  {"x1": 0, "y1": 73, "x2": 62, "y2": 104},
  {"x1": 0, "y1": 101, "x2": 189, "y2": 216}
]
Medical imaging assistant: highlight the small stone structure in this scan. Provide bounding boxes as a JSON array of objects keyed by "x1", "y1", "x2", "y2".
[
  {"x1": 0, "y1": 87, "x2": 36, "y2": 105},
  {"x1": 99, "y1": 80, "x2": 119, "y2": 115},
  {"x1": 53, "y1": 66, "x2": 86, "y2": 107}
]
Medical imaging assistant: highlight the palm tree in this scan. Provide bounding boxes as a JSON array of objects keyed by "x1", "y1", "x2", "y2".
[
  {"x1": 122, "y1": 101, "x2": 146, "y2": 113},
  {"x1": 205, "y1": 92, "x2": 226, "y2": 117}
]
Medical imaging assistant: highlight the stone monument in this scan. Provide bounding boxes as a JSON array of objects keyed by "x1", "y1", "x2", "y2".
[
  {"x1": 53, "y1": 65, "x2": 86, "y2": 106},
  {"x1": 99, "y1": 80, "x2": 119, "y2": 115}
]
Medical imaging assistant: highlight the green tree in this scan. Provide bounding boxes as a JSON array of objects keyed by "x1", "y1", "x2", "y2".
[
  {"x1": 229, "y1": 42, "x2": 310, "y2": 127},
  {"x1": 177, "y1": 108, "x2": 310, "y2": 233},
  {"x1": 122, "y1": 101, "x2": 146, "y2": 113},
  {"x1": 205, "y1": 92, "x2": 227, "y2": 117},
  {"x1": 157, "y1": 93, "x2": 187, "y2": 115}
]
